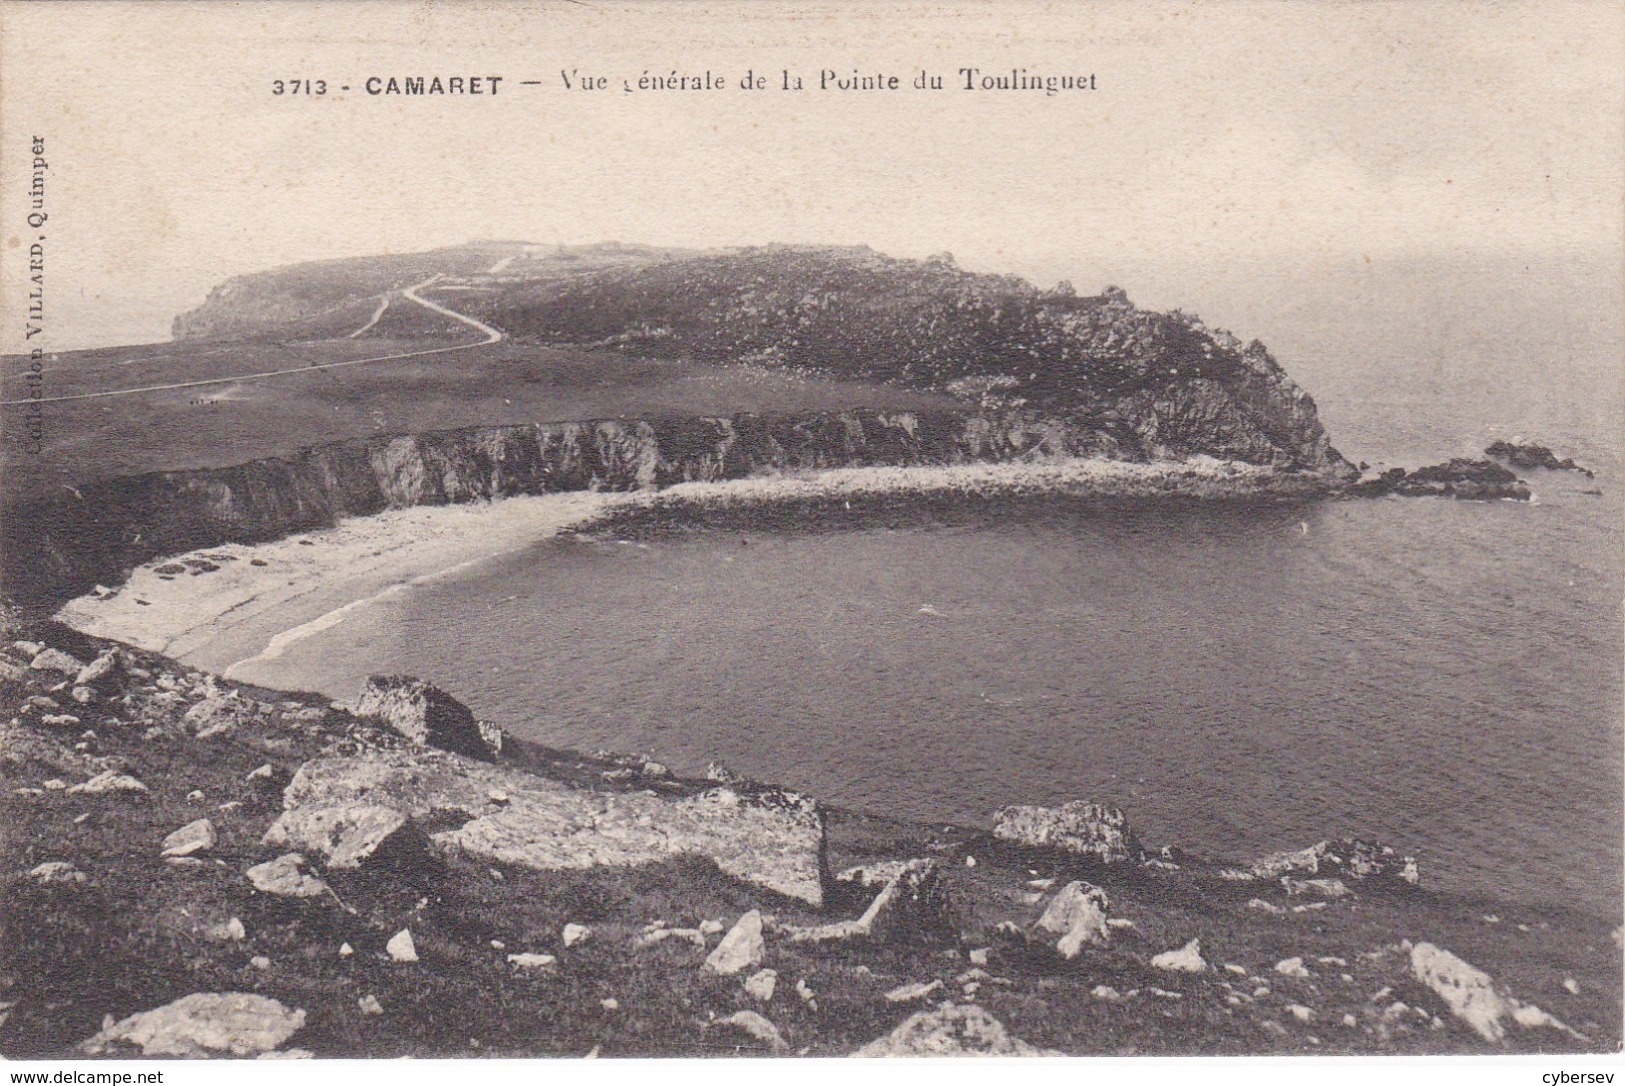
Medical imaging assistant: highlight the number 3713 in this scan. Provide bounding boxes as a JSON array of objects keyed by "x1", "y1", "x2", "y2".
[{"x1": 272, "y1": 79, "x2": 328, "y2": 95}]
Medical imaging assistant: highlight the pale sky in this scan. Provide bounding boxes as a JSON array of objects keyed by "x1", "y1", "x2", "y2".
[{"x1": 3, "y1": 0, "x2": 1622, "y2": 348}]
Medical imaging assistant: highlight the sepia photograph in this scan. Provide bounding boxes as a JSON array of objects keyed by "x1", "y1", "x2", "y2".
[{"x1": 0, "y1": 0, "x2": 1620, "y2": 1073}]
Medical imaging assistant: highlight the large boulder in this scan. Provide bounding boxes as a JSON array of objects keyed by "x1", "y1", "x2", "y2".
[
  {"x1": 262, "y1": 804, "x2": 417, "y2": 869},
  {"x1": 991, "y1": 800, "x2": 1140, "y2": 863},
  {"x1": 351, "y1": 676, "x2": 499, "y2": 761},
  {"x1": 852, "y1": 1004, "x2": 1060, "y2": 1057},
  {"x1": 1410, "y1": 942, "x2": 1583, "y2": 1044},
  {"x1": 79, "y1": 993, "x2": 306, "y2": 1058},
  {"x1": 787, "y1": 859, "x2": 953, "y2": 944},
  {"x1": 271, "y1": 750, "x2": 828, "y2": 904}
]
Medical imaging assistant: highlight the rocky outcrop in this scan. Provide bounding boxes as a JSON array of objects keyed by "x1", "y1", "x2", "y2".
[
  {"x1": 268, "y1": 747, "x2": 829, "y2": 904},
  {"x1": 991, "y1": 800, "x2": 1141, "y2": 863},
  {"x1": 1034, "y1": 880, "x2": 1110, "y2": 957},
  {"x1": 1234, "y1": 839, "x2": 1420, "y2": 889},
  {"x1": 6, "y1": 406, "x2": 1350, "y2": 611},
  {"x1": 352, "y1": 676, "x2": 499, "y2": 761}
]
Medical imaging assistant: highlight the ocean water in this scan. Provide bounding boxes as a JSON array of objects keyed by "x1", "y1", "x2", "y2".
[{"x1": 248, "y1": 260, "x2": 1624, "y2": 919}]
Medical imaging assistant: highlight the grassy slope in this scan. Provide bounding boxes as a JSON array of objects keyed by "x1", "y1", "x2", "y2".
[{"x1": 1, "y1": 624, "x2": 1617, "y2": 1059}]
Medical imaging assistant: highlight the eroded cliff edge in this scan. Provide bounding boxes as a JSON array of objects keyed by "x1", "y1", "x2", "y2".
[{"x1": 3, "y1": 406, "x2": 1353, "y2": 613}]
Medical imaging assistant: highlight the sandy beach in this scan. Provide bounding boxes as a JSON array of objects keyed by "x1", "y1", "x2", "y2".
[{"x1": 55, "y1": 456, "x2": 1308, "y2": 687}]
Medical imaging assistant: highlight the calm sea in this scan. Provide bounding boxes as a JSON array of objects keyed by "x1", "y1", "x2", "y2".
[{"x1": 246, "y1": 259, "x2": 1624, "y2": 918}]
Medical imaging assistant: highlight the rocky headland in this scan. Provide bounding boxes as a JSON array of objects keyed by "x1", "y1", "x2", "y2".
[{"x1": 1, "y1": 627, "x2": 1617, "y2": 1058}]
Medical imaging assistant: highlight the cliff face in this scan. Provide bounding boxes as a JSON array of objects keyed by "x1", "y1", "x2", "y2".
[{"x1": 3, "y1": 407, "x2": 1344, "y2": 610}]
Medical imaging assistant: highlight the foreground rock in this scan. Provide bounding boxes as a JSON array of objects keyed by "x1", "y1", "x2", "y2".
[
  {"x1": 1410, "y1": 942, "x2": 1583, "y2": 1044},
  {"x1": 715, "y1": 1009, "x2": 789, "y2": 1054},
  {"x1": 787, "y1": 860, "x2": 952, "y2": 944},
  {"x1": 80, "y1": 993, "x2": 306, "y2": 1057},
  {"x1": 704, "y1": 911, "x2": 764, "y2": 975},
  {"x1": 352, "y1": 676, "x2": 502, "y2": 760},
  {"x1": 268, "y1": 750, "x2": 828, "y2": 905},
  {"x1": 853, "y1": 1004, "x2": 1060, "y2": 1057},
  {"x1": 1034, "y1": 881, "x2": 1110, "y2": 957},
  {"x1": 991, "y1": 800, "x2": 1140, "y2": 863},
  {"x1": 246, "y1": 853, "x2": 329, "y2": 898}
]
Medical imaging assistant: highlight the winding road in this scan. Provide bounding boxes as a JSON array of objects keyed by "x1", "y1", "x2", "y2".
[{"x1": 1, "y1": 275, "x2": 504, "y2": 406}]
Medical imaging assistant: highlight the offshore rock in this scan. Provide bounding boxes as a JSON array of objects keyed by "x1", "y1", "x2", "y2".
[
  {"x1": 1346, "y1": 459, "x2": 1529, "y2": 501},
  {"x1": 275, "y1": 750, "x2": 828, "y2": 904},
  {"x1": 1485, "y1": 440, "x2": 1593, "y2": 477},
  {"x1": 852, "y1": 1004, "x2": 1061, "y2": 1057},
  {"x1": 351, "y1": 676, "x2": 498, "y2": 761},
  {"x1": 992, "y1": 800, "x2": 1141, "y2": 863},
  {"x1": 80, "y1": 993, "x2": 306, "y2": 1058}
]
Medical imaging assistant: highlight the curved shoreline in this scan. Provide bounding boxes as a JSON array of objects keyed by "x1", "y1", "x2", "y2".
[{"x1": 56, "y1": 456, "x2": 1329, "y2": 685}]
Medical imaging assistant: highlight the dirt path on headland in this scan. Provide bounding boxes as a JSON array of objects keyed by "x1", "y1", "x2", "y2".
[{"x1": 0, "y1": 276, "x2": 504, "y2": 405}]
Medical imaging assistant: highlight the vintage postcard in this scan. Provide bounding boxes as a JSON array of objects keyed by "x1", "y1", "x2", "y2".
[{"x1": 1, "y1": 0, "x2": 1620, "y2": 1075}]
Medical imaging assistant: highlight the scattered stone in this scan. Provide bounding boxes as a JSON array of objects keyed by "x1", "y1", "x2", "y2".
[
  {"x1": 506, "y1": 953, "x2": 556, "y2": 968},
  {"x1": 640, "y1": 761, "x2": 669, "y2": 778},
  {"x1": 1410, "y1": 942, "x2": 1583, "y2": 1044},
  {"x1": 70, "y1": 687, "x2": 95, "y2": 705},
  {"x1": 852, "y1": 1004, "x2": 1060, "y2": 1057},
  {"x1": 42, "y1": 779, "x2": 65, "y2": 791},
  {"x1": 339, "y1": 943, "x2": 353, "y2": 957},
  {"x1": 30, "y1": 648, "x2": 87, "y2": 675},
  {"x1": 1034, "y1": 880, "x2": 1110, "y2": 957},
  {"x1": 1224, "y1": 963, "x2": 1248, "y2": 976},
  {"x1": 11, "y1": 640, "x2": 44, "y2": 657},
  {"x1": 246, "y1": 764, "x2": 274, "y2": 783},
  {"x1": 1242, "y1": 839, "x2": 1420, "y2": 886},
  {"x1": 638, "y1": 927, "x2": 705, "y2": 948},
  {"x1": 1276, "y1": 957, "x2": 1311, "y2": 979},
  {"x1": 704, "y1": 910, "x2": 764, "y2": 975},
  {"x1": 42, "y1": 714, "x2": 81, "y2": 728},
  {"x1": 358, "y1": 995, "x2": 383, "y2": 1016},
  {"x1": 162, "y1": 818, "x2": 218, "y2": 857},
  {"x1": 716, "y1": 1010, "x2": 789, "y2": 1055},
  {"x1": 1563, "y1": 977, "x2": 1581, "y2": 995},
  {"x1": 246, "y1": 854, "x2": 328, "y2": 898},
  {"x1": 386, "y1": 929, "x2": 418, "y2": 962},
  {"x1": 187, "y1": 790, "x2": 205, "y2": 802},
  {"x1": 795, "y1": 978, "x2": 817, "y2": 1007},
  {"x1": 1151, "y1": 938, "x2": 1206, "y2": 973},
  {"x1": 74, "y1": 652, "x2": 122, "y2": 688},
  {"x1": 991, "y1": 799, "x2": 1140, "y2": 863},
  {"x1": 29, "y1": 860, "x2": 85, "y2": 884},
  {"x1": 884, "y1": 980, "x2": 942, "y2": 1003},
  {"x1": 80, "y1": 993, "x2": 306, "y2": 1058},
  {"x1": 224, "y1": 918, "x2": 247, "y2": 941},
  {"x1": 1288, "y1": 1004, "x2": 1315, "y2": 1023},
  {"x1": 1091, "y1": 985, "x2": 1123, "y2": 1002},
  {"x1": 968, "y1": 947, "x2": 990, "y2": 966},
  {"x1": 699, "y1": 919, "x2": 725, "y2": 936},
  {"x1": 1283, "y1": 877, "x2": 1350, "y2": 899},
  {"x1": 1343, "y1": 1013, "x2": 1359, "y2": 1028},
  {"x1": 600, "y1": 998, "x2": 618, "y2": 1011},
  {"x1": 69, "y1": 770, "x2": 147, "y2": 795},
  {"x1": 352, "y1": 676, "x2": 499, "y2": 760},
  {"x1": 250, "y1": 956, "x2": 271, "y2": 971},
  {"x1": 562, "y1": 923, "x2": 591, "y2": 948},
  {"x1": 744, "y1": 969, "x2": 778, "y2": 1002}
]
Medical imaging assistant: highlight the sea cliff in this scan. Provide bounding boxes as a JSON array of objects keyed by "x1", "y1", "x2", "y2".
[{"x1": 2, "y1": 407, "x2": 1353, "y2": 613}]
